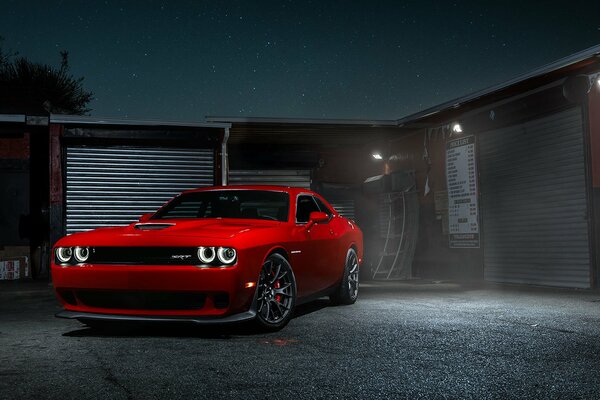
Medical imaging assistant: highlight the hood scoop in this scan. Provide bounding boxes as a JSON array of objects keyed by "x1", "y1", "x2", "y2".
[{"x1": 134, "y1": 223, "x2": 175, "y2": 231}]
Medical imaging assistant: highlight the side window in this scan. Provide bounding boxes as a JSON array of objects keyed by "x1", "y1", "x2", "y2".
[
  {"x1": 313, "y1": 196, "x2": 333, "y2": 216},
  {"x1": 296, "y1": 195, "x2": 321, "y2": 223}
]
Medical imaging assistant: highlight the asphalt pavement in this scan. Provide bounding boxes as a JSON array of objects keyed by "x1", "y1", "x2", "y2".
[{"x1": 1, "y1": 280, "x2": 600, "y2": 400}]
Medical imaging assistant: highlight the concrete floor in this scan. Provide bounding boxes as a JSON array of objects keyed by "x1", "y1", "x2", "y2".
[{"x1": 1, "y1": 280, "x2": 600, "y2": 400}]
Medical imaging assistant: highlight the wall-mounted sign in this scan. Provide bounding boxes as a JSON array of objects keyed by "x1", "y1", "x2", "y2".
[{"x1": 445, "y1": 135, "x2": 480, "y2": 248}]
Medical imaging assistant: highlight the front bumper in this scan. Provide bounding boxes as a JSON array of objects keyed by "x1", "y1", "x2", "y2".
[{"x1": 51, "y1": 262, "x2": 259, "y2": 318}]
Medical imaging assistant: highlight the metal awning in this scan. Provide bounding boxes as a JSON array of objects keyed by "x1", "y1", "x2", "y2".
[
  {"x1": 51, "y1": 114, "x2": 230, "y2": 130},
  {"x1": 205, "y1": 116, "x2": 404, "y2": 146}
]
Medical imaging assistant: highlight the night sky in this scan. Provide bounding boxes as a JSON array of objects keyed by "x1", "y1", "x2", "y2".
[{"x1": 2, "y1": 0, "x2": 600, "y2": 121}]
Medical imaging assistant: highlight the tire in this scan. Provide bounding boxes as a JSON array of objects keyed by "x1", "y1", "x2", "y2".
[
  {"x1": 330, "y1": 248, "x2": 359, "y2": 305},
  {"x1": 253, "y1": 253, "x2": 297, "y2": 331}
]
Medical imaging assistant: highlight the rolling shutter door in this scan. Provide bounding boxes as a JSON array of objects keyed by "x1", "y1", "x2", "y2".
[
  {"x1": 479, "y1": 107, "x2": 591, "y2": 288},
  {"x1": 65, "y1": 147, "x2": 214, "y2": 234},
  {"x1": 228, "y1": 169, "x2": 311, "y2": 189}
]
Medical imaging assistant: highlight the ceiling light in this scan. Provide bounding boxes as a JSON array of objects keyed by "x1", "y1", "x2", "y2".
[
  {"x1": 372, "y1": 153, "x2": 383, "y2": 160},
  {"x1": 452, "y1": 123, "x2": 463, "y2": 133}
]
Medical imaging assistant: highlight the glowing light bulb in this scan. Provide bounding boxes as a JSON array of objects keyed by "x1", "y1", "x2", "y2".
[{"x1": 452, "y1": 123, "x2": 463, "y2": 133}]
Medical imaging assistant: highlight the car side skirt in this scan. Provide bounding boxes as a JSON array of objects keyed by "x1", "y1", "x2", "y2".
[{"x1": 296, "y1": 284, "x2": 337, "y2": 306}]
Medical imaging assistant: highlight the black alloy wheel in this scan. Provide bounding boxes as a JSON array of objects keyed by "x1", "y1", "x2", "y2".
[
  {"x1": 330, "y1": 248, "x2": 359, "y2": 305},
  {"x1": 254, "y1": 253, "x2": 296, "y2": 331}
]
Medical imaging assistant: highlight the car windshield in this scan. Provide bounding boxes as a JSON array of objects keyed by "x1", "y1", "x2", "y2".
[{"x1": 151, "y1": 190, "x2": 289, "y2": 222}]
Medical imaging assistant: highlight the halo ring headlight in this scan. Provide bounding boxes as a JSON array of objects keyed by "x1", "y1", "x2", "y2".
[
  {"x1": 217, "y1": 247, "x2": 237, "y2": 265},
  {"x1": 56, "y1": 247, "x2": 73, "y2": 263},
  {"x1": 74, "y1": 247, "x2": 90, "y2": 263},
  {"x1": 198, "y1": 247, "x2": 216, "y2": 264}
]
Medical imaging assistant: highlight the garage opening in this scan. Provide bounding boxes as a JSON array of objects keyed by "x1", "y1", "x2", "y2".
[{"x1": 65, "y1": 146, "x2": 214, "y2": 234}]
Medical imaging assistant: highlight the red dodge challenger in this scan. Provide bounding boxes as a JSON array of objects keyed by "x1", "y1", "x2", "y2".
[{"x1": 52, "y1": 186, "x2": 363, "y2": 331}]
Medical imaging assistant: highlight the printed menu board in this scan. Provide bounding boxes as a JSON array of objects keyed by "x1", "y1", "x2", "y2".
[{"x1": 446, "y1": 135, "x2": 480, "y2": 248}]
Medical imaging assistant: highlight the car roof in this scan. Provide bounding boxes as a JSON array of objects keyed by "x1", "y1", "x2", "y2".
[{"x1": 182, "y1": 185, "x2": 312, "y2": 196}]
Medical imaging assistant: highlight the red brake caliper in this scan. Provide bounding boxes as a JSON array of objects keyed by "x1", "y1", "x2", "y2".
[{"x1": 274, "y1": 280, "x2": 281, "y2": 302}]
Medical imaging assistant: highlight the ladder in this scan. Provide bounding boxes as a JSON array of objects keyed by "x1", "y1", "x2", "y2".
[{"x1": 371, "y1": 189, "x2": 419, "y2": 280}]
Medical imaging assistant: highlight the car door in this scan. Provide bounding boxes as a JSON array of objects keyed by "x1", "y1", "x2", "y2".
[
  {"x1": 312, "y1": 195, "x2": 345, "y2": 288},
  {"x1": 288, "y1": 194, "x2": 329, "y2": 297}
]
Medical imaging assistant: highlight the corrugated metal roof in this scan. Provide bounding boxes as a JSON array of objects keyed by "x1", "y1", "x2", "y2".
[{"x1": 396, "y1": 44, "x2": 600, "y2": 126}]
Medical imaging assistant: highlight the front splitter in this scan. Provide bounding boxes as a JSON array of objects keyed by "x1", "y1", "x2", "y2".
[{"x1": 56, "y1": 310, "x2": 256, "y2": 325}]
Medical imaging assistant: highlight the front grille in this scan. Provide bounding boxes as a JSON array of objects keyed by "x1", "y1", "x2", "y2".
[
  {"x1": 90, "y1": 247, "x2": 199, "y2": 265},
  {"x1": 75, "y1": 290, "x2": 206, "y2": 310}
]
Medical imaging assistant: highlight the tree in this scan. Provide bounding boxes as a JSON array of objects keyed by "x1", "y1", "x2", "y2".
[{"x1": 0, "y1": 37, "x2": 93, "y2": 115}]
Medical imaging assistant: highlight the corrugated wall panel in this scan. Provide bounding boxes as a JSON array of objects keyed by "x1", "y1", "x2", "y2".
[
  {"x1": 228, "y1": 169, "x2": 311, "y2": 189},
  {"x1": 479, "y1": 107, "x2": 591, "y2": 288},
  {"x1": 66, "y1": 147, "x2": 214, "y2": 234}
]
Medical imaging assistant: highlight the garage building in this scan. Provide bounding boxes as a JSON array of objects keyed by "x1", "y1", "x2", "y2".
[
  {"x1": 1, "y1": 46, "x2": 599, "y2": 289},
  {"x1": 0, "y1": 116, "x2": 230, "y2": 277},
  {"x1": 381, "y1": 45, "x2": 600, "y2": 288}
]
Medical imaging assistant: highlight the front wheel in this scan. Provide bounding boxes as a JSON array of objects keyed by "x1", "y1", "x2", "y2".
[
  {"x1": 330, "y1": 248, "x2": 359, "y2": 305},
  {"x1": 253, "y1": 253, "x2": 296, "y2": 331}
]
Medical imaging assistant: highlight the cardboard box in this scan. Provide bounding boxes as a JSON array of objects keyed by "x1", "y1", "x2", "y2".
[{"x1": 0, "y1": 260, "x2": 19, "y2": 280}]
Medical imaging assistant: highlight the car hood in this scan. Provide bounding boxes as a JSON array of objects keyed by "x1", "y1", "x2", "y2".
[
  {"x1": 132, "y1": 218, "x2": 278, "y2": 238},
  {"x1": 57, "y1": 219, "x2": 281, "y2": 247}
]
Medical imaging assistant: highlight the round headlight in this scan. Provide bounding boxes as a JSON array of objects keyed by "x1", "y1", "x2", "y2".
[
  {"x1": 198, "y1": 247, "x2": 216, "y2": 264},
  {"x1": 56, "y1": 247, "x2": 73, "y2": 263},
  {"x1": 74, "y1": 247, "x2": 90, "y2": 263},
  {"x1": 217, "y1": 247, "x2": 237, "y2": 265}
]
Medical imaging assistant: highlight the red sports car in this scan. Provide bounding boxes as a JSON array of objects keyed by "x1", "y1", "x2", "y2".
[{"x1": 52, "y1": 186, "x2": 363, "y2": 330}]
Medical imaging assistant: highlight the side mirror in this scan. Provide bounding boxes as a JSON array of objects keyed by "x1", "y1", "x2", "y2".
[
  {"x1": 309, "y1": 211, "x2": 329, "y2": 224},
  {"x1": 306, "y1": 211, "x2": 329, "y2": 229},
  {"x1": 138, "y1": 213, "x2": 153, "y2": 222}
]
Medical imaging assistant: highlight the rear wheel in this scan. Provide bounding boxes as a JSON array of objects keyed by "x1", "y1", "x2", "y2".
[
  {"x1": 254, "y1": 253, "x2": 296, "y2": 331},
  {"x1": 330, "y1": 248, "x2": 359, "y2": 305}
]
